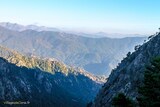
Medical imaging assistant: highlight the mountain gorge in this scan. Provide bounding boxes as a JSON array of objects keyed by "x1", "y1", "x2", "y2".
[
  {"x1": 94, "y1": 32, "x2": 160, "y2": 106},
  {"x1": 0, "y1": 22, "x2": 151, "y2": 107},
  {"x1": 0, "y1": 23, "x2": 146, "y2": 76},
  {"x1": 0, "y1": 45, "x2": 104, "y2": 107}
]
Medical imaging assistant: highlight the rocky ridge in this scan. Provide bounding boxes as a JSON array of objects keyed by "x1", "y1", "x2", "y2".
[
  {"x1": 0, "y1": 45, "x2": 104, "y2": 106},
  {"x1": 94, "y1": 32, "x2": 160, "y2": 106}
]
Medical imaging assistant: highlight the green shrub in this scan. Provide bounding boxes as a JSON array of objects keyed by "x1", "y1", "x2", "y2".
[
  {"x1": 112, "y1": 93, "x2": 134, "y2": 107},
  {"x1": 137, "y1": 57, "x2": 160, "y2": 107}
]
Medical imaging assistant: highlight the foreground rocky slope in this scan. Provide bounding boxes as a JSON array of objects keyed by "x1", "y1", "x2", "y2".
[
  {"x1": 0, "y1": 57, "x2": 80, "y2": 107},
  {"x1": 94, "y1": 32, "x2": 160, "y2": 106},
  {"x1": 0, "y1": 24, "x2": 146, "y2": 76},
  {"x1": 0, "y1": 46, "x2": 104, "y2": 107}
]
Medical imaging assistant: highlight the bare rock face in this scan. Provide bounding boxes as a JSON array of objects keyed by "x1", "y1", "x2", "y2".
[{"x1": 94, "y1": 33, "x2": 160, "y2": 107}]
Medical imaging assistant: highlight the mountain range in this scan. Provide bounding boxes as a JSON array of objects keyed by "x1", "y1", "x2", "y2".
[
  {"x1": 0, "y1": 22, "x2": 156, "y2": 107},
  {"x1": 0, "y1": 22, "x2": 146, "y2": 76},
  {"x1": 0, "y1": 22, "x2": 60, "y2": 32}
]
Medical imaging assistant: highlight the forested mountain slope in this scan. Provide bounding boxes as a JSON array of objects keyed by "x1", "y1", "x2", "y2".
[{"x1": 0, "y1": 24, "x2": 146, "y2": 76}]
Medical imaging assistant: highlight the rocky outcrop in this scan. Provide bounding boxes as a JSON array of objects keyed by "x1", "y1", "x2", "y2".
[
  {"x1": 94, "y1": 32, "x2": 160, "y2": 107},
  {"x1": 0, "y1": 57, "x2": 81, "y2": 107}
]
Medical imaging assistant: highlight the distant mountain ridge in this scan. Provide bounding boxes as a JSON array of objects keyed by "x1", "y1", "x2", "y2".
[
  {"x1": 76, "y1": 32, "x2": 146, "y2": 38},
  {"x1": 0, "y1": 22, "x2": 60, "y2": 32},
  {"x1": 0, "y1": 23, "x2": 146, "y2": 76},
  {"x1": 0, "y1": 22, "x2": 146, "y2": 38},
  {"x1": 94, "y1": 32, "x2": 160, "y2": 106}
]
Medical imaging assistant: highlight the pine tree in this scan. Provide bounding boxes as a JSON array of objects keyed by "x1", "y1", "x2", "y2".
[
  {"x1": 112, "y1": 93, "x2": 134, "y2": 107},
  {"x1": 86, "y1": 101, "x2": 93, "y2": 107},
  {"x1": 138, "y1": 57, "x2": 160, "y2": 107}
]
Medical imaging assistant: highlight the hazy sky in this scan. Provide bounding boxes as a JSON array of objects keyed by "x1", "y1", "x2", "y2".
[{"x1": 0, "y1": 0, "x2": 160, "y2": 34}]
